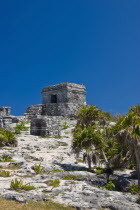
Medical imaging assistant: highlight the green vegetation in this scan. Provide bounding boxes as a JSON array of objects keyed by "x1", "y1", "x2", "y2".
[
  {"x1": 137, "y1": 195, "x2": 140, "y2": 204},
  {"x1": 65, "y1": 132, "x2": 70, "y2": 134},
  {"x1": 72, "y1": 104, "x2": 140, "y2": 190},
  {"x1": 0, "y1": 129, "x2": 17, "y2": 147},
  {"x1": 46, "y1": 169, "x2": 63, "y2": 174},
  {"x1": 40, "y1": 136, "x2": 49, "y2": 138},
  {"x1": 0, "y1": 198, "x2": 74, "y2": 210},
  {"x1": 77, "y1": 159, "x2": 83, "y2": 163},
  {"x1": 102, "y1": 181, "x2": 115, "y2": 191},
  {"x1": 0, "y1": 170, "x2": 10, "y2": 177},
  {"x1": 129, "y1": 185, "x2": 139, "y2": 194},
  {"x1": 58, "y1": 141, "x2": 68, "y2": 146},
  {"x1": 33, "y1": 164, "x2": 44, "y2": 174},
  {"x1": 105, "y1": 193, "x2": 110, "y2": 197},
  {"x1": 0, "y1": 154, "x2": 14, "y2": 162},
  {"x1": 110, "y1": 104, "x2": 140, "y2": 188},
  {"x1": 62, "y1": 122, "x2": 70, "y2": 130},
  {"x1": 48, "y1": 180, "x2": 60, "y2": 187},
  {"x1": 96, "y1": 169, "x2": 104, "y2": 175},
  {"x1": 10, "y1": 179, "x2": 36, "y2": 191},
  {"x1": 5, "y1": 164, "x2": 21, "y2": 170},
  {"x1": 72, "y1": 105, "x2": 111, "y2": 171},
  {"x1": 62, "y1": 174, "x2": 82, "y2": 180},
  {"x1": 54, "y1": 136, "x2": 61, "y2": 139},
  {"x1": 14, "y1": 122, "x2": 29, "y2": 134}
]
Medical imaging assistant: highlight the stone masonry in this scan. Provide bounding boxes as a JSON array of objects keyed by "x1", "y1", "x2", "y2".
[
  {"x1": 30, "y1": 116, "x2": 62, "y2": 137},
  {"x1": 26, "y1": 83, "x2": 86, "y2": 119},
  {"x1": 42, "y1": 83, "x2": 86, "y2": 118},
  {"x1": 26, "y1": 82, "x2": 86, "y2": 137},
  {"x1": 0, "y1": 107, "x2": 11, "y2": 117}
]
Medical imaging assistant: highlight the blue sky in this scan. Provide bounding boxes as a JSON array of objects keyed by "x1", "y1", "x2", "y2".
[{"x1": 0, "y1": 0, "x2": 139, "y2": 115}]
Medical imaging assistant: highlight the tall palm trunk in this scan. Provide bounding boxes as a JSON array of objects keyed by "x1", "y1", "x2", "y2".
[
  {"x1": 135, "y1": 142, "x2": 140, "y2": 190},
  {"x1": 101, "y1": 149, "x2": 108, "y2": 164}
]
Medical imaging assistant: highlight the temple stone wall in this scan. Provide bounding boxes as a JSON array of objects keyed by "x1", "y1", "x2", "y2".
[
  {"x1": 26, "y1": 83, "x2": 86, "y2": 137},
  {"x1": 41, "y1": 83, "x2": 86, "y2": 105},
  {"x1": 0, "y1": 107, "x2": 11, "y2": 117},
  {"x1": 25, "y1": 83, "x2": 86, "y2": 120},
  {"x1": 30, "y1": 116, "x2": 62, "y2": 137},
  {"x1": 25, "y1": 105, "x2": 45, "y2": 119},
  {"x1": 41, "y1": 83, "x2": 86, "y2": 119},
  {"x1": 44, "y1": 103, "x2": 82, "y2": 119}
]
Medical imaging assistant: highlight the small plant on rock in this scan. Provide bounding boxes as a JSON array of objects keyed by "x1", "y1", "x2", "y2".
[
  {"x1": 0, "y1": 154, "x2": 13, "y2": 162},
  {"x1": 96, "y1": 168, "x2": 104, "y2": 175},
  {"x1": 0, "y1": 129, "x2": 17, "y2": 147},
  {"x1": 58, "y1": 141, "x2": 68, "y2": 146},
  {"x1": 14, "y1": 122, "x2": 29, "y2": 134},
  {"x1": 129, "y1": 184, "x2": 139, "y2": 194},
  {"x1": 46, "y1": 169, "x2": 62, "y2": 174},
  {"x1": 0, "y1": 170, "x2": 10, "y2": 177},
  {"x1": 137, "y1": 195, "x2": 140, "y2": 204},
  {"x1": 10, "y1": 179, "x2": 36, "y2": 191},
  {"x1": 105, "y1": 193, "x2": 110, "y2": 197},
  {"x1": 33, "y1": 164, "x2": 44, "y2": 174},
  {"x1": 62, "y1": 122, "x2": 70, "y2": 130},
  {"x1": 54, "y1": 136, "x2": 61, "y2": 139},
  {"x1": 48, "y1": 180, "x2": 60, "y2": 188},
  {"x1": 102, "y1": 181, "x2": 115, "y2": 191},
  {"x1": 62, "y1": 175, "x2": 82, "y2": 180},
  {"x1": 77, "y1": 159, "x2": 83, "y2": 163}
]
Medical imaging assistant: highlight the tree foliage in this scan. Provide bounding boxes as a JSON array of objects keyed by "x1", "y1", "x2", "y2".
[
  {"x1": 72, "y1": 104, "x2": 140, "y2": 189},
  {"x1": 0, "y1": 128, "x2": 17, "y2": 147},
  {"x1": 72, "y1": 106, "x2": 111, "y2": 170}
]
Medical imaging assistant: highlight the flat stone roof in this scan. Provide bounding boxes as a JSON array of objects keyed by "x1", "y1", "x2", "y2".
[
  {"x1": 41, "y1": 82, "x2": 86, "y2": 93},
  {"x1": 0, "y1": 107, "x2": 11, "y2": 108}
]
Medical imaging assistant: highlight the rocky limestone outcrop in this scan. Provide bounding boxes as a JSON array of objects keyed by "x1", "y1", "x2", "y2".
[{"x1": 0, "y1": 120, "x2": 139, "y2": 210}]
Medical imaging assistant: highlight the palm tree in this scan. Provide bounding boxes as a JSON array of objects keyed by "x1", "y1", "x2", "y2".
[
  {"x1": 72, "y1": 106, "x2": 111, "y2": 170},
  {"x1": 77, "y1": 105, "x2": 111, "y2": 129},
  {"x1": 72, "y1": 126, "x2": 103, "y2": 170},
  {"x1": 113, "y1": 106, "x2": 140, "y2": 188}
]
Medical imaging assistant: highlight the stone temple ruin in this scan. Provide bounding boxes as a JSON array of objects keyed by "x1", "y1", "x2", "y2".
[
  {"x1": 0, "y1": 107, "x2": 12, "y2": 129},
  {"x1": 0, "y1": 107, "x2": 11, "y2": 117},
  {"x1": 26, "y1": 83, "x2": 86, "y2": 137},
  {"x1": 0, "y1": 83, "x2": 86, "y2": 137},
  {"x1": 0, "y1": 107, "x2": 25, "y2": 130}
]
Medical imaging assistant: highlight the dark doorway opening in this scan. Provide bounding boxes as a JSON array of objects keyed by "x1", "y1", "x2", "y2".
[
  {"x1": 51, "y1": 94, "x2": 57, "y2": 103},
  {"x1": 35, "y1": 122, "x2": 42, "y2": 136},
  {"x1": 6, "y1": 109, "x2": 9, "y2": 115}
]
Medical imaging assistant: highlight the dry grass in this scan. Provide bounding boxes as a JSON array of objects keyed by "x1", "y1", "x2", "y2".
[{"x1": 0, "y1": 198, "x2": 74, "y2": 210}]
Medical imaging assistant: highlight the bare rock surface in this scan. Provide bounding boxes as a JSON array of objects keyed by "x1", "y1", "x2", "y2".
[{"x1": 0, "y1": 120, "x2": 140, "y2": 210}]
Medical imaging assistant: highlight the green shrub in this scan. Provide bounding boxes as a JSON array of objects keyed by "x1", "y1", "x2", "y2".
[
  {"x1": 62, "y1": 175, "x2": 82, "y2": 180},
  {"x1": 5, "y1": 164, "x2": 21, "y2": 170},
  {"x1": 96, "y1": 169, "x2": 104, "y2": 175},
  {"x1": 10, "y1": 179, "x2": 36, "y2": 191},
  {"x1": 77, "y1": 159, "x2": 83, "y2": 163},
  {"x1": 62, "y1": 122, "x2": 70, "y2": 130},
  {"x1": 0, "y1": 154, "x2": 13, "y2": 162},
  {"x1": 0, "y1": 170, "x2": 10, "y2": 177},
  {"x1": 0, "y1": 129, "x2": 17, "y2": 147},
  {"x1": 102, "y1": 181, "x2": 115, "y2": 191},
  {"x1": 48, "y1": 180, "x2": 60, "y2": 188},
  {"x1": 129, "y1": 184, "x2": 139, "y2": 194},
  {"x1": 0, "y1": 198, "x2": 73, "y2": 210},
  {"x1": 64, "y1": 132, "x2": 70, "y2": 134},
  {"x1": 54, "y1": 136, "x2": 61, "y2": 139},
  {"x1": 33, "y1": 164, "x2": 44, "y2": 174},
  {"x1": 137, "y1": 195, "x2": 140, "y2": 204},
  {"x1": 14, "y1": 122, "x2": 29, "y2": 134},
  {"x1": 58, "y1": 141, "x2": 68, "y2": 146},
  {"x1": 46, "y1": 169, "x2": 63, "y2": 174},
  {"x1": 105, "y1": 193, "x2": 110, "y2": 197}
]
